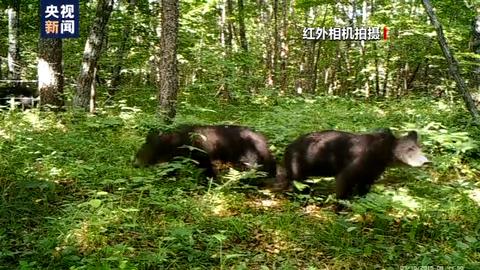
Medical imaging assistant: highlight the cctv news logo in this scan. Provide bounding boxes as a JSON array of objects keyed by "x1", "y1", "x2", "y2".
[{"x1": 303, "y1": 26, "x2": 389, "y2": 41}]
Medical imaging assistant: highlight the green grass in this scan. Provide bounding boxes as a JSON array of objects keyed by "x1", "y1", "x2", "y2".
[{"x1": 1, "y1": 92, "x2": 479, "y2": 269}]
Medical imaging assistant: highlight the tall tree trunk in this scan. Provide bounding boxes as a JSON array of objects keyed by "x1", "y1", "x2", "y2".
[
  {"x1": 217, "y1": 0, "x2": 232, "y2": 101},
  {"x1": 38, "y1": 38, "x2": 64, "y2": 109},
  {"x1": 237, "y1": 0, "x2": 248, "y2": 53},
  {"x1": 109, "y1": 0, "x2": 136, "y2": 98},
  {"x1": 156, "y1": 0, "x2": 179, "y2": 123},
  {"x1": 312, "y1": 40, "x2": 322, "y2": 93},
  {"x1": 360, "y1": 0, "x2": 369, "y2": 96},
  {"x1": 74, "y1": 0, "x2": 115, "y2": 112},
  {"x1": 374, "y1": 43, "x2": 380, "y2": 96},
  {"x1": 272, "y1": 0, "x2": 279, "y2": 88},
  {"x1": 422, "y1": 0, "x2": 479, "y2": 122},
  {"x1": 296, "y1": 8, "x2": 313, "y2": 95},
  {"x1": 226, "y1": 0, "x2": 234, "y2": 50},
  {"x1": 7, "y1": 1, "x2": 21, "y2": 86},
  {"x1": 472, "y1": 8, "x2": 480, "y2": 93},
  {"x1": 279, "y1": 0, "x2": 288, "y2": 94},
  {"x1": 150, "y1": 0, "x2": 162, "y2": 87},
  {"x1": 259, "y1": 0, "x2": 274, "y2": 87},
  {"x1": 307, "y1": 6, "x2": 328, "y2": 94},
  {"x1": 406, "y1": 61, "x2": 421, "y2": 91},
  {"x1": 382, "y1": 40, "x2": 394, "y2": 97},
  {"x1": 237, "y1": 0, "x2": 250, "y2": 91}
]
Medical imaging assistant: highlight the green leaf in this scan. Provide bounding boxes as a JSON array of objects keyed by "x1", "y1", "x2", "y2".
[
  {"x1": 465, "y1": 236, "x2": 477, "y2": 243},
  {"x1": 456, "y1": 241, "x2": 469, "y2": 250},
  {"x1": 225, "y1": 253, "x2": 246, "y2": 259},
  {"x1": 121, "y1": 208, "x2": 140, "y2": 212},
  {"x1": 88, "y1": 199, "x2": 102, "y2": 208},
  {"x1": 293, "y1": 181, "x2": 309, "y2": 191},
  {"x1": 213, "y1": 234, "x2": 227, "y2": 242},
  {"x1": 347, "y1": 227, "x2": 357, "y2": 232}
]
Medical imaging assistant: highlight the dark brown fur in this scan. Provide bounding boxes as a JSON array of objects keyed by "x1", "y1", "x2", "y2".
[
  {"x1": 284, "y1": 129, "x2": 428, "y2": 199},
  {"x1": 134, "y1": 125, "x2": 277, "y2": 178}
]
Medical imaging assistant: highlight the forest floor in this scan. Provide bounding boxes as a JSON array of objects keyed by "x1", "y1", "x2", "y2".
[{"x1": 1, "y1": 93, "x2": 479, "y2": 269}]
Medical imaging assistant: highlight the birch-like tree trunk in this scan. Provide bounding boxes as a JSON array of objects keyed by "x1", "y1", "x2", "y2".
[
  {"x1": 38, "y1": 38, "x2": 64, "y2": 109},
  {"x1": 7, "y1": 1, "x2": 21, "y2": 86},
  {"x1": 74, "y1": 0, "x2": 115, "y2": 112}
]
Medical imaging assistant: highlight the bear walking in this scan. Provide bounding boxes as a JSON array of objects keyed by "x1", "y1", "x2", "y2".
[
  {"x1": 283, "y1": 129, "x2": 429, "y2": 199},
  {"x1": 134, "y1": 125, "x2": 277, "y2": 178}
]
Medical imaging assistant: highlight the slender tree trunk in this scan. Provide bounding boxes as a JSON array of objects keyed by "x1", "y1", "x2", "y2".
[
  {"x1": 423, "y1": 58, "x2": 430, "y2": 92},
  {"x1": 272, "y1": 0, "x2": 279, "y2": 88},
  {"x1": 312, "y1": 40, "x2": 322, "y2": 93},
  {"x1": 260, "y1": 0, "x2": 274, "y2": 87},
  {"x1": 329, "y1": 47, "x2": 341, "y2": 95},
  {"x1": 217, "y1": 0, "x2": 232, "y2": 101},
  {"x1": 471, "y1": 8, "x2": 480, "y2": 93},
  {"x1": 361, "y1": 0, "x2": 369, "y2": 96},
  {"x1": 225, "y1": 0, "x2": 234, "y2": 49},
  {"x1": 296, "y1": 8, "x2": 312, "y2": 94},
  {"x1": 238, "y1": 0, "x2": 248, "y2": 52},
  {"x1": 156, "y1": 0, "x2": 179, "y2": 123},
  {"x1": 279, "y1": 0, "x2": 288, "y2": 94},
  {"x1": 311, "y1": 6, "x2": 328, "y2": 94},
  {"x1": 371, "y1": 0, "x2": 380, "y2": 96},
  {"x1": 7, "y1": 1, "x2": 21, "y2": 86},
  {"x1": 382, "y1": 40, "x2": 393, "y2": 96},
  {"x1": 74, "y1": 0, "x2": 115, "y2": 112},
  {"x1": 109, "y1": 0, "x2": 136, "y2": 98},
  {"x1": 422, "y1": 0, "x2": 479, "y2": 121},
  {"x1": 237, "y1": 0, "x2": 250, "y2": 91},
  {"x1": 374, "y1": 43, "x2": 380, "y2": 96},
  {"x1": 38, "y1": 38, "x2": 64, "y2": 109},
  {"x1": 406, "y1": 60, "x2": 421, "y2": 91},
  {"x1": 150, "y1": 0, "x2": 162, "y2": 87}
]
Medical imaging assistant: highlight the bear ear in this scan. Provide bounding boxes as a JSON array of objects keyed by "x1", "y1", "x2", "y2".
[{"x1": 407, "y1": 131, "x2": 418, "y2": 141}]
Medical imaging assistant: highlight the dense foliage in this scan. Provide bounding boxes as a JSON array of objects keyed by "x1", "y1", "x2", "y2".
[
  {"x1": 1, "y1": 89, "x2": 480, "y2": 269},
  {"x1": 1, "y1": 0, "x2": 480, "y2": 269}
]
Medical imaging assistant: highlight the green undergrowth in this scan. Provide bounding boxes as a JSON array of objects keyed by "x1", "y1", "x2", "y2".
[{"x1": 1, "y1": 93, "x2": 479, "y2": 269}]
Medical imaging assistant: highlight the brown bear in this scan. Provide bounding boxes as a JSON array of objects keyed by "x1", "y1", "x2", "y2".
[
  {"x1": 283, "y1": 129, "x2": 429, "y2": 199},
  {"x1": 134, "y1": 125, "x2": 277, "y2": 178}
]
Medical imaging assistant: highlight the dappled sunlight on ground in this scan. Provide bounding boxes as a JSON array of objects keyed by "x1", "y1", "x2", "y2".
[
  {"x1": 201, "y1": 192, "x2": 238, "y2": 217},
  {"x1": 466, "y1": 188, "x2": 480, "y2": 207},
  {"x1": 251, "y1": 228, "x2": 292, "y2": 255},
  {"x1": 246, "y1": 195, "x2": 287, "y2": 211},
  {"x1": 434, "y1": 100, "x2": 455, "y2": 112},
  {"x1": 57, "y1": 220, "x2": 102, "y2": 255},
  {"x1": 302, "y1": 204, "x2": 333, "y2": 221},
  {"x1": 0, "y1": 128, "x2": 12, "y2": 140},
  {"x1": 22, "y1": 111, "x2": 67, "y2": 132},
  {"x1": 389, "y1": 188, "x2": 421, "y2": 210},
  {"x1": 373, "y1": 107, "x2": 386, "y2": 117}
]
